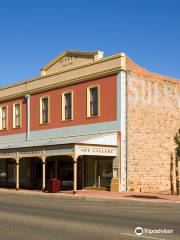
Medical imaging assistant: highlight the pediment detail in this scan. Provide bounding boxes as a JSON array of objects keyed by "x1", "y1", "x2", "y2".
[{"x1": 41, "y1": 50, "x2": 104, "y2": 76}]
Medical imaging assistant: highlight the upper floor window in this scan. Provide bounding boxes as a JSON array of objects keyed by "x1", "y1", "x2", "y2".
[
  {"x1": 0, "y1": 106, "x2": 8, "y2": 130},
  {"x1": 62, "y1": 91, "x2": 73, "y2": 121},
  {"x1": 13, "y1": 103, "x2": 21, "y2": 128},
  {"x1": 87, "y1": 86, "x2": 100, "y2": 117},
  {"x1": 40, "y1": 97, "x2": 49, "y2": 124}
]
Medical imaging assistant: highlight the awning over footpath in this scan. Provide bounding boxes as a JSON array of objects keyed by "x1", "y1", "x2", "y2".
[{"x1": 0, "y1": 132, "x2": 118, "y2": 159}]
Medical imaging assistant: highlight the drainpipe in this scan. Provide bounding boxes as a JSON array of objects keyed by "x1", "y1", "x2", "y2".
[{"x1": 25, "y1": 94, "x2": 30, "y2": 140}]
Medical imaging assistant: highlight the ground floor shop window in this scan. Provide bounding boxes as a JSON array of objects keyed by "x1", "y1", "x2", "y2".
[
  {"x1": 0, "y1": 155, "x2": 113, "y2": 191},
  {"x1": 84, "y1": 156, "x2": 112, "y2": 190},
  {"x1": 0, "y1": 159, "x2": 16, "y2": 186},
  {"x1": 0, "y1": 159, "x2": 7, "y2": 184}
]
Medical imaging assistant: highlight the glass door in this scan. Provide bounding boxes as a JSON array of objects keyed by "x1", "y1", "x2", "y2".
[
  {"x1": 84, "y1": 157, "x2": 98, "y2": 188},
  {"x1": 84, "y1": 156, "x2": 113, "y2": 190}
]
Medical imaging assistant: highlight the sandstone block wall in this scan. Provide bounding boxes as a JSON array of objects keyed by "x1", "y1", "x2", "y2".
[{"x1": 127, "y1": 59, "x2": 180, "y2": 193}]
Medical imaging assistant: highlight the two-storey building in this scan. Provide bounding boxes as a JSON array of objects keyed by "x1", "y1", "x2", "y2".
[{"x1": 0, "y1": 50, "x2": 179, "y2": 194}]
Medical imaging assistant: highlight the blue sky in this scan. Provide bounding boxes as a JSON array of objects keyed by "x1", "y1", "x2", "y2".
[{"x1": 0, "y1": 0, "x2": 179, "y2": 87}]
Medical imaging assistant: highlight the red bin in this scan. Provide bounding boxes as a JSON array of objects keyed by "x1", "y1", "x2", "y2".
[{"x1": 48, "y1": 179, "x2": 60, "y2": 193}]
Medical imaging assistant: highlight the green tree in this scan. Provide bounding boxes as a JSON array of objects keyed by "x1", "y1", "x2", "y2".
[
  {"x1": 174, "y1": 129, "x2": 180, "y2": 195},
  {"x1": 174, "y1": 129, "x2": 180, "y2": 157}
]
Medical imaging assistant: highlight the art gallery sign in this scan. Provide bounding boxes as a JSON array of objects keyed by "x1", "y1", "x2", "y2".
[{"x1": 75, "y1": 145, "x2": 118, "y2": 157}]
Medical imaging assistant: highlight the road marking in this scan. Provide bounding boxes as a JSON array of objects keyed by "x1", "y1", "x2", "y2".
[{"x1": 119, "y1": 233, "x2": 166, "y2": 240}]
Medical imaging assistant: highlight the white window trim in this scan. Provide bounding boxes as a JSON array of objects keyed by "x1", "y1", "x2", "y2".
[
  {"x1": 86, "y1": 85, "x2": 100, "y2": 117},
  {"x1": 0, "y1": 105, "x2": 8, "y2": 130},
  {"x1": 13, "y1": 102, "x2": 22, "y2": 129},
  {"x1": 40, "y1": 96, "x2": 50, "y2": 124},
  {"x1": 62, "y1": 91, "x2": 73, "y2": 121}
]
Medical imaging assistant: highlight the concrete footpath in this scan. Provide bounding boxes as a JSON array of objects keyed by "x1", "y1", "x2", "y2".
[{"x1": 0, "y1": 188, "x2": 180, "y2": 203}]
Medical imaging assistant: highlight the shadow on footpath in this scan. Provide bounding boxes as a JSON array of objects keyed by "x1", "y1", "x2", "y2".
[{"x1": 125, "y1": 195, "x2": 165, "y2": 200}]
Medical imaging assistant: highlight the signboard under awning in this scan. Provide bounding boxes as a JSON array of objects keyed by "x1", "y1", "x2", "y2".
[{"x1": 75, "y1": 145, "x2": 117, "y2": 157}]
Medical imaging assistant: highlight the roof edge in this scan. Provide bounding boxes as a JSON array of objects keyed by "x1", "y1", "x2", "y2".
[
  {"x1": 0, "y1": 52, "x2": 123, "y2": 92},
  {"x1": 126, "y1": 55, "x2": 180, "y2": 84}
]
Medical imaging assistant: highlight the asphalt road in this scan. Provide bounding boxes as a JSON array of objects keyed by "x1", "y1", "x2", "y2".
[{"x1": 0, "y1": 192, "x2": 179, "y2": 240}]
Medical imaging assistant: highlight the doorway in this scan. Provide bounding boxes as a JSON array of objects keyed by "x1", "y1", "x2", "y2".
[{"x1": 84, "y1": 156, "x2": 112, "y2": 190}]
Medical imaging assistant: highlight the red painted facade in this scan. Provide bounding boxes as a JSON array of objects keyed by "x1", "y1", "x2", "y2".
[
  {"x1": 0, "y1": 74, "x2": 117, "y2": 136},
  {"x1": 0, "y1": 97, "x2": 26, "y2": 136}
]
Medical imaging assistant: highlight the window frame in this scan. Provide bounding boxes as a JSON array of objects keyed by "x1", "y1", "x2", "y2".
[
  {"x1": 13, "y1": 102, "x2": 22, "y2": 129},
  {"x1": 62, "y1": 91, "x2": 73, "y2": 121},
  {"x1": 0, "y1": 105, "x2": 8, "y2": 130},
  {"x1": 40, "y1": 96, "x2": 50, "y2": 124},
  {"x1": 86, "y1": 85, "x2": 100, "y2": 118}
]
